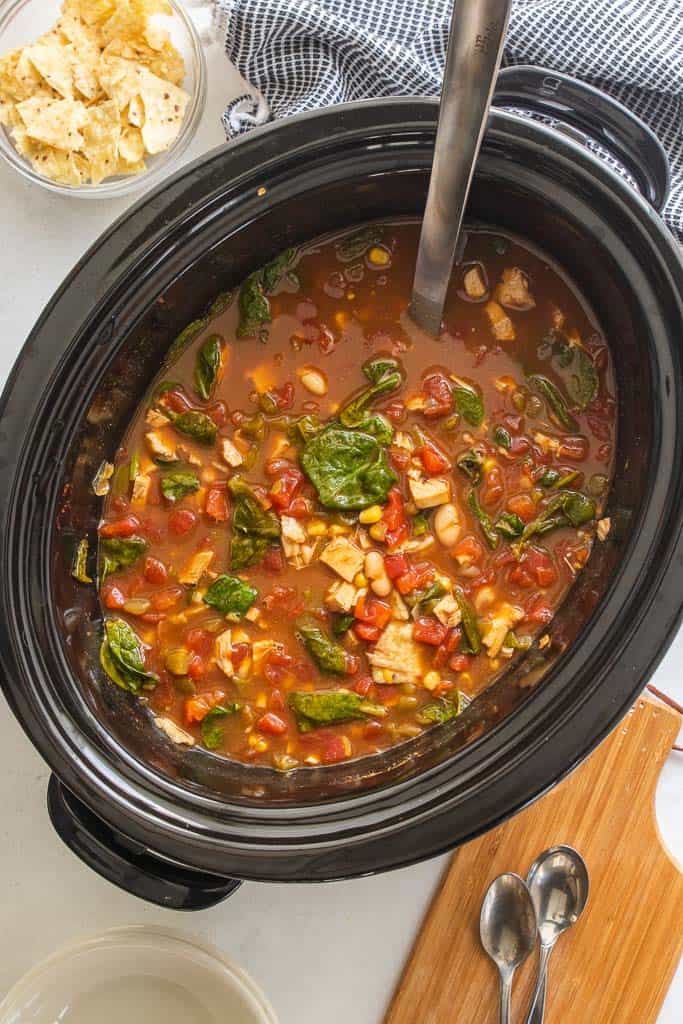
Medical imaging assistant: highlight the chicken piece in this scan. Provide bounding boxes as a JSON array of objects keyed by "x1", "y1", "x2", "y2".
[
  {"x1": 130, "y1": 473, "x2": 151, "y2": 508},
  {"x1": 325, "y1": 580, "x2": 359, "y2": 613},
  {"x1": 484, "y1": 300, "x2": 515, "y2": 342},
  {"x1": 596, "y1": 517, "x2": 611, "y2": 542},
  {"x1": 408, "y1": 476, "x2": 451, "y2": 510},
  {"x1": 178, "y1": 549, "x2": 215, "y2": 586},
  {"x1": 252, "y1": 640, "x2": 276, "y2": 667},
  {"x1": 154, "y1": 716, "x2": 194, "y2": 746},
  {"x1": 432, "y1": 594, "x2": 463, "y2": 629},
  {"x1": 146, "y1": 408, "x2": 171, "y2": 429},
  {"x1": 221, "y1": 436, "x2": 244, "y2": 468},
  {"x1": 389, "y1": 589, "x2": 410, "y2": 622},
  {"x1": 145, "y1": 430, "x2": 177, "y2": 462},
  {"x1": 463, "y1": 265, "x2": 488, "y2": 300},
  {"x1": 368, "y1": 622, "x2": 425, "y2": 684},
  {"x1": 320, "y1": 537, "x2": 365, "y2": 582},
  {"x1": 481, "y1": 603, "x2": 524, "y2": 658},
  {"x1": 215, "y1": 629, "x2": 234, "y2": 677},
  {"x1": 281, "y1": 515, "x2": 307, "y2": 544},
  {"x1": 495, "y1": 267, "x2": 535, "y2": 310},
  {"x1": 393, "y1": 430, "x2": 415, "y2": 452}
]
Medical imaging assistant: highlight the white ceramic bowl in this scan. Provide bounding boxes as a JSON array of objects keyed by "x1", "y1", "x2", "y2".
[
  {"x1": 0, "y1": 926, "x2": 279, "y2": 1024},
  {"x1": 0, "y1": 0, "x2": 207, "y2": 197}
]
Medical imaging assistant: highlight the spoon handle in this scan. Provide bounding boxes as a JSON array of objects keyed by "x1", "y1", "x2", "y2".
[
  {"x1": 499, "y1": 972, "x2": 513, "y2": 1024},
  {"x1": 525, "y1": 944, "x2": 552, "y2": 1024},
  {"x1": 410, "y1": 0, "x2": 512, "y2": 334}
]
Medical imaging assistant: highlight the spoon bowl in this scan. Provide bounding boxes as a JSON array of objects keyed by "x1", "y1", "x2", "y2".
[{"x1": 480, "y1": 873, "x2": 537, "y2": 1024}]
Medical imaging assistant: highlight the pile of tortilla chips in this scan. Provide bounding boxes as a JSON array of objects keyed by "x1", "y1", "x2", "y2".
[{"x1": 0, "y1": 0, "x2": 190, "y2": 186}]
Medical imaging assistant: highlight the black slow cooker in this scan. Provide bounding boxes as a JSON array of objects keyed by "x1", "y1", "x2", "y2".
[{"x1": 1, "y1": 68, "x2": 682, "y2": 909}]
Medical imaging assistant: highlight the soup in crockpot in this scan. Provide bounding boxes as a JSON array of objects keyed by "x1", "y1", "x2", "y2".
[{"x1": 89, "y1": 222, "x2": 616, "y2": 769}]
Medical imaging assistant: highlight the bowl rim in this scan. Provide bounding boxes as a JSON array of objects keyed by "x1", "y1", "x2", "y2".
[
  {"x1": 0, "y1": 924, "x2": 279, "y2": 1023},
  {"x1": 0, "y1": 0, "x2": 207, "y2": 198},
  {"x1": 1, "y1": 97, "x2": 682, "y2": 880}
]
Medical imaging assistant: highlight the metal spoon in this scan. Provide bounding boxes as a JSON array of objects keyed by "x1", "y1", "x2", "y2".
[
  {"x1": 410, "y1": 0, "x2": 513, "y2": 335},
  {"x1": 525, "y1": 846, "x2": 590, "y2": 1024},
  {"x1": 481, "y1": 873, "x2": 537, "y2": 1024}
]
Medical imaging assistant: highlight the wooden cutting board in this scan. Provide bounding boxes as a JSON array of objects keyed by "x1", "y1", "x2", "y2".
[{"x1": 385, "y1": 696, "x2": 682, "y2": 1024}]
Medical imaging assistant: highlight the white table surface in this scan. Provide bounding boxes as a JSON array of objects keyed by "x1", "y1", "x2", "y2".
[{"x1": 0, "y1": 41, "x2": 681, "y2": 1024}]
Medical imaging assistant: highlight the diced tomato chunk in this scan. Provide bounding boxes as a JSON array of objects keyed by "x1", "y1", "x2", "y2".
[
  {"x1": 421, "y1": 372, "x2": 453, "y2": 419},
  {"x1": 261, "y1": 547, "x2": 285, "y2": 573},
  {"x1": 205, "y1": 487, "x2": 229, "y2": 522},
  {"x1": 450, "y1": 535, "x2": 484, "y2": 564},
  {"x1": 354, "y1": 622, "x2": 381, "y2": 644},
  {"x1": 389, "y1": 446, "x2": 411, "y2": 470},
  {"x1": 99, "y1": 515, "x2": 140, "y2": 539},
  {"x1": 384, "y1": 553, "x2": 409, "y2": 579},
  {"x1": 151, "y1": 586, "x2": 184, "y2": 611},
  {"x1": 208, "y1": 401, "x2": 228, "y2": 427},
  {"x1": 232, "y1": 642, "x2": 251, "y2": 668},
  {"x1": 507, "y1": 493, "x2": 536, "y2": 523},
  {"x1": 187, "y1": 656, "x2": 206, "y2": 680},
  {"x1": 186, "y1": 628, "x2": 214, "y2": 657},
  {"x1": 525, "y1": 546, "x2": 558, "y2": 588},
  {"x1": 143, "y1": 556, "x2": 168, "y2": 584},
  {"x1": 271, "y1": 382, "x2": 295, "y2": 410},
  {"x1": 381, "y1": 487, "x2": 409, "y2": 549},
  {"x1": 559, "y1": 435, "x2": 590, "y2": 460},
  {"x1": 354, "y1": 676, "x2": 374, "y2": 697},
  {"x1": 509, "y1": 562, "x2": 535, "y2": 588},
  {"x1": 419, "y1": 443, "x2": 450, "y2": 475},
  {"x1": 413, "y1": 617, "x2": 448, "y2": 646},
  {"x1": 363, "y1": 721, "x2": 384, "y2": 740},
  {"x1": 257, "y1": 712, "x2": 288, "y2": 735},
  {"x1": 270, "y1": 689, "x2": 286, "y2": 712},
  {"x1": 525, "y1": 594, "x2": 554, "y2": 625},
  {"x1": 269, "y1": 466, "x2": 303, "y2": 510},
  {"x1": 449, "y1": 654, "x2": 471, "y2": 672},
  {"x1": 354, "y1": 594, "x2": 392, "y2": 630},
  {"x1": 321, "y1": 735, "x2": 351, "y2": 764},
  {"x1": 163, "y1": 390, "x2": 191, "y2": 414},
  {"x1": 184, "y1": 696, "x2": 210, "y2": 724},
  {"x1": 168, "y1": 509, "x2": 198, "y2": 536},
  {"x1": 284, "y1": 495, "x2": 310, "y2": 518},
  {"x1": 101, "y1": 582, "x2": 126, "y2": 609},
  {"x1": 481, "y1": 466, "x2": 504, "y2": 509}
]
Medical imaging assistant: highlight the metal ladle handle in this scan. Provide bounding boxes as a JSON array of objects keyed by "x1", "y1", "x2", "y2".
[{"x1": 410, "y1": 0, "x2": 513, "y2": 335}]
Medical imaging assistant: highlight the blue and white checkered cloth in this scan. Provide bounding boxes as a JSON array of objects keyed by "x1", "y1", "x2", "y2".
[{"x1": 212, "y1": 0, "x2": 683, "y2": 242}]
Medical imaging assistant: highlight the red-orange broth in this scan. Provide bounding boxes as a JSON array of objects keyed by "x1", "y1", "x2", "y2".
[{"x1": 94, "y1": 222, "x2": 616, "y2": 770}]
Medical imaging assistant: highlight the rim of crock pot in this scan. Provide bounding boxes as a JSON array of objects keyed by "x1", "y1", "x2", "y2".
[{"x1": 1, "y1": 98, "x2": 682, "y2": 878}]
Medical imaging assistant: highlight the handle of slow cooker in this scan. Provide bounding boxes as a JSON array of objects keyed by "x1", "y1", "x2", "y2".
[
  {"x1": 494, "y1": 65, "x2": 671, "y2": 212},
  {"x1": 47, "y1": 776, "x2": 242, "y2": 910}
]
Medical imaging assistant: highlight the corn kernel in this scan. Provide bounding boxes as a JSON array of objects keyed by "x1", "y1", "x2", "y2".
[
  {"x1": 307, "y1": 520, "x2": 328, "y2": 536},
  {"x1": 382, "y1": 669, "x2": 392, "y2": 683},
  {"x1": 369, "y1": 523, "x2": 387, "y2": 542},
  {"x1": 255, "y1": 693, "x2": 267, "y2": 709},
  {"x1": 368, "y1": 245, "x2": 391, "y2": 267},
  {"x1": 238, "y1": 656, "x2": 252, "y2": 678},
  {"x1": 304, "y1": 755, "x2": 320, "y2": 766},
  {"x1": 483, "y1": 457, "x2": 497, "y2": 472},
  {"x1": 248, "y1": 734, "x2": 268, "y2": 752},
  {"x1": 359, "y1": 504, "x2": 383, "y2": 524},
  {"x1": 354, "y1": 572, "x2": 368, "y2": 588},
  {"x1": 329, "y1": 523, "x2": 352, "y2": 536},
  {"x1": 423, "y1": 671, "x2": 441, "y2": 691}
]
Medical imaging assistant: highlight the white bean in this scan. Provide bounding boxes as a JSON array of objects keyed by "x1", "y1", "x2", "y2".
[
  {"x1": 297, "y1": 366, "x2": 328, "y2": 396},
  {"x1": 434, "y1": 502, "x2": 461, "y2": 548},
  {"x1": 365, "y1": 551, "x2": 391, "y2": 596},
  {"x1": 370, "y1": 576, "x2": 392, "y2": 597}
]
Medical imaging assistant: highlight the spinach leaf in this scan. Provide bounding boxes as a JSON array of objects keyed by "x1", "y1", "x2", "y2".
[
  {"x1": 453, "y1": 381, "x2": 484, "y2": 428},
  {"x1": 152, "y1": 380, "x2": 182, "y2": 400},
  {"x1": 301, "y1": 425, "x2": 396, "y2": 510},
  {"x1": 411, "y1": 512, "x2": 430, "y2": 537},
  {"x1": 539, "y1": 468, "x2": 560, "y2": 488},
  {"x1": 417, "y1": 693, "x2": 465, "y2": 725},
  {"x1": 339, "y1": 355, "x2": 404, "y2": 428},
  {"x1": 100, "y1": 537, "x2": 147, "y2": 579},
  {"x1": 228, "y1": 476, "x2": 281, "y2": 570},
  {"x1": 194, "y1": 334, "x2": 223, "y2": 401},
  {"x1": 207, "y1": 290, "x2": 235, "y2": 318},
  {"x1": 289, "y1": 413, "x2": 323, "y2": 445},
  {"x1": 296, "y1": 620, "x2": 349, "y2": 675},
  {"x1": 527, "y1": 374, "x2": 579, "y2": 432},
  {"x1": 495, "y1": 511, "x2": 525, "y2": 539},
  {"x1": 332, "y1": 613, "x2": 355, "y2": 637},
  {"x1": 354, "y1": 412, "x2": 393, "y2": 445},
  {"x1": 240, "y1": 412, "x2": 267, "y2": 442},
  {"x1": 493, "y1": 426, "x2": 512, "y2": 449},
  {"x1": 203, "y1": 575, "x2": 258, "y2": 618},
  {"x1": 236, "y1": 272, "x2": 271, "y2": 338},
  {"x1": 406, "y1": 579, "x2": 448, "y2": 614},
  {"x1": 72, "y1": 538, "x2": 92, "y2": 584},
  {"x1": 457, "y1": 449, "x2": 484, "y2": 483},
  {"x1": 454, "y1": 587, "x2": 481, "y2": 655},
  {"x1": 161, "y1": 470, "x2": 200, "y2": 502},
  {"x1": 289, "y1": 689, "x2": 384, "y2": 732},
  {"x1": 201, "y1": 704, "x2": 242, "y2": 750},
  {"x1": 262, "y1": 247, "x2": 297, "y2": 293},
  {"x1": 100, "y1": 618, "x2": 158, "y2": 694},
  {"x1": 539, "y1": 330, "x2": 599, "y2": 410},
  {"x1": 167, "y1": 409, "x2": 217, "y2": 446},
  {"x1": 335, "y1": 225, "x2": 383, "y2": 263},
  {"x1": 165, "y1": 318, "x2": 208, "y2": 364},
  {"x1": 467, "y1": 490, "x2": 500, "y2": 550},
  {"x1": 519, "y1": 489, "x2": 596, "y2": 545},
  {"x1": 504, "y1": 630, "x2": 532, "y2": 652}
]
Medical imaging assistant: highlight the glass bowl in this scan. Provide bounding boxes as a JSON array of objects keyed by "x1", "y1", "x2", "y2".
[
  {"x1": 0, "y1": 926, "x2": 279, "y2": 1024},
  {"x1": 0, "y1": 0, "x2": 207, "y2": 198}
]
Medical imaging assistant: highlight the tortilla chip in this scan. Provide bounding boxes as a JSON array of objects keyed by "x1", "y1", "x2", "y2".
[
  {"x1": 127, "y1": 93, "x2": 144, "y2": 126},
  {"x1": 98, "y1": 55, "x2": 144, "y2": 110},
  {"x1": 138, "y1": 67, "x2": 187, "y2": 153},
  {"x1": 80, "y1": 100, "x2": 120, "y2": 182},
  {"x1": 115, "y1": 154, "x2": 145, "y2": 176},
  {"x1": 56, "y1": 16, "x2": 102, "y2": 99},
  {"x1": 102, "y1": 36, "x2": 184, "y2": 86},
  {"x1": 100, "y1": 0, "x2": 172, "y2": 46},
  {"x1": 30, "y1": 143, "x2": 86, "y2": 185},
  {"x1": 16, "y1": 95, "x2": 88, "y2": 149},
  {"x1": 119, "y1": 124, "x2": 144, "y2": 164},
  {"x1": 24, "y1": 38, "x2": 75, "y2": 99},
  {"x1": 62, "y1": 0, "x2": 117, "y2": 29}
]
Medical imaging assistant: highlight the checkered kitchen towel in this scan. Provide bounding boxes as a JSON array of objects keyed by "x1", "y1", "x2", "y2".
[{"x1": 211, "y1": 0, "x2": 683, "y2": 242}]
